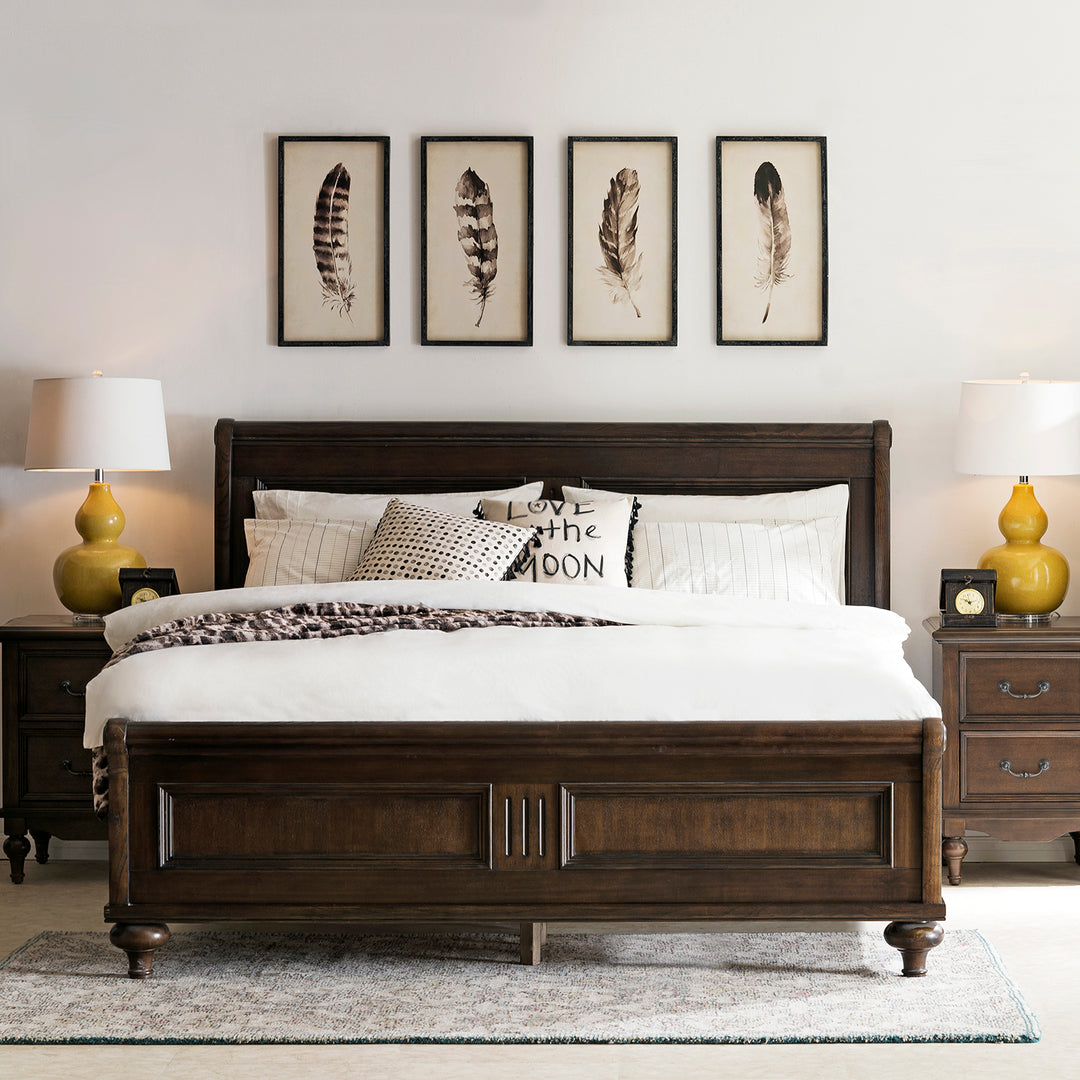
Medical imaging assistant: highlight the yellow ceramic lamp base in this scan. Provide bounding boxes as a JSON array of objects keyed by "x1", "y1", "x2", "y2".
[
  {"x1": 977, "y1": 482, "x2": 1069, "y2": 616},
  {"x1": 53, "y1": 482, "x2": 146, "y2": 616}
]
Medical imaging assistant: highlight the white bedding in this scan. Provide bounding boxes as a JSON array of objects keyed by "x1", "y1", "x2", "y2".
[{"x1": 84, "y1": 580, "x2": 939, "y2": 748}]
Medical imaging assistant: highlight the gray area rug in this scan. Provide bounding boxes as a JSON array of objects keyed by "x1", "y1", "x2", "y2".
[{"x1": 0, "y1": 929, "x2": 1039, "y2": 1044}]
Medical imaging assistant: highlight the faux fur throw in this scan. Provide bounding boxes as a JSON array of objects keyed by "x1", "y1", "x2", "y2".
[{"x1": 90, "y1": 601, "x2": 620, "y2": 818}]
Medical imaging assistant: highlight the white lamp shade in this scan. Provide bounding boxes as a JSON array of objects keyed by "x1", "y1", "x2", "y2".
[
  {"x1": 955, "y1": 378, "x2": 1080, "y2": 477},
  {"x1": 24, "y1": 377, "x2": 171, "y2": 472}
]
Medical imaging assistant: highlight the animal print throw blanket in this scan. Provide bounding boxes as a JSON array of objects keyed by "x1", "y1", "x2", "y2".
[{"x1": 90, "y1": 601, "x2": 619, "y2": 817}]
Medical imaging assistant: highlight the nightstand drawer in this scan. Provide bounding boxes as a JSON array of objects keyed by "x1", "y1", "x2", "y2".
[
  {"x1": 962, "y1": 731, "x2": 1080, "y2": 797},
  {"x1": 21, "y1": 725, "x2": 95, "y2": 801},
  {"x1": 961, "y1": 655, "x2": 1080, "y2": 718},
  {"x1": 24, "y1": 650, "x2": 108, "y2": 716}
]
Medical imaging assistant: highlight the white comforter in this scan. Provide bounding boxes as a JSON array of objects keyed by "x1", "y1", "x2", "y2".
[{"x1": 83, "y1": 580, "x2": 940, "y2": 747}]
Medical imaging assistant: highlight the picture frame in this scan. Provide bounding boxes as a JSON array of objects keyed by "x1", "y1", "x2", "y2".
[
  {"x1": 420, "y1": 136, "x2": 533, "y2": 346},
  {"x1": 278, "y1": 135, "x2": 390, "y2": 346},
  {"x1": 567, "y1": 136, "x2": 677, "y2": 346},
  {"x1": 716, "y1": 136, "x2": 827, "y2": 346}
]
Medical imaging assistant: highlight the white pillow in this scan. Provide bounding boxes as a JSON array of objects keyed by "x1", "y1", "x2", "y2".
[
  {"x1": 350, "y1": 499, "x2": 535, "y2": 582},
  {"x1": 244, "y1": 519, "x2": 374, "y2": 587},
  {"x1": 255, "y1": 482, "x2": 545, "y2": 521},
  {"x1": 562, "y1": 483, "x2": 849, "y2": 600},
  {"x1": 632, "y1": 519, "x2": 843, "y2": 604},
  {"x1": 560, "y1": 483, "x2": 849, "y2": 523},
  {"x1": 479, "y1": 497, "x2": 636, "y2": 587}
]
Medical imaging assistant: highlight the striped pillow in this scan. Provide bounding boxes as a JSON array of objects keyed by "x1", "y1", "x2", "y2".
[
  {"x1": 632, "y1": 518, "x2": 843, "y2": 604},
  {"x1": 244, "y1": 519, "x2": 374, "y2": 587}
]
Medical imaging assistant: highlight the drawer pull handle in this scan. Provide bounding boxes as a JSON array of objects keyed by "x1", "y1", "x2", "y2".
[
  {"x1": 58, "y1": 679, "x2": 87, "y2": 698},
  {"x1": 60, "y1": 759, "x2": 93, "y2": 778},
  {"x1": 999, "y1": 758, "x2": 1050, "y2": 779},
  {"x1": 998, "y1": 679, "x2": 1050, "y2": 700}
]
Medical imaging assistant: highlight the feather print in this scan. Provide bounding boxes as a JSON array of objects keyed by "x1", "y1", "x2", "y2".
[
  {"x1": 597, "y1": 167, "x2": 643, "y2": 317},
  {"x1": 753, "y1": 161, "x2": 791, "y2": 324},
  {"x1": 312, "y1": 162, "x2": 355, "y2": 319},
  {"x1": 455, "y1": 168, "x2": 498, "y2": 327}
]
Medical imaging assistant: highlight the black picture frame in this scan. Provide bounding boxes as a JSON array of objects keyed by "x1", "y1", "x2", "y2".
[
  {"x1": 420, "y1": 135, "x2": 533, "y2": 346},
  {"x1": 567, "y1": 136, "x2": 677, "y2": 346},
  {"x1": 277, "y1": 135, "x2": 390, "y2": 347},
  {"x1": 119, "y1": 567, "x2": 181, "y2": 607},
  {"x1": 716, "y1": 136, "x2": 828, "y2": 346}
]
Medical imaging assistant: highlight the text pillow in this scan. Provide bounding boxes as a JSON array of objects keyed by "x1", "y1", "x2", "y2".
[{"x1": 479, "y1": 498, "x2": 636, "y2": 587}]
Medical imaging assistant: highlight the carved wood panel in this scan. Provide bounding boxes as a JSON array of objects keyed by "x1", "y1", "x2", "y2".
[
  {"x1": 560, "y1": 781, "x2": 894, "y2": 869},
  {"x1": 157, "y1": 782, "x2": 493, "y2": 870}
]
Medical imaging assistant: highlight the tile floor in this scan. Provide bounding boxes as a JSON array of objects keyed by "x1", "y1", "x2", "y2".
[{"x1": 0, "y1": 859, "x2": 1076, "y2": 1079}]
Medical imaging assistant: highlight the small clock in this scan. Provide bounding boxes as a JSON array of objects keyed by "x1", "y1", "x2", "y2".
[
  {"x1": 939, "y1": 568, "x2": 996, "y2": 628},
  {"x1": 119, "y1": 567, "x2": 180, "y2": 607}
]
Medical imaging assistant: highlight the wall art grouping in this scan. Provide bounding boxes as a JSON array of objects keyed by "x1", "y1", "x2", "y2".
[{"x1": 276, "y1": 134, "x2": 826, "y2": 348}]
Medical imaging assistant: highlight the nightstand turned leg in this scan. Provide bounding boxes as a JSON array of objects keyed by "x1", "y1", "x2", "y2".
[
  {"x1": 943, "y1": 835, "x2": 968, "y2": 885},
  {"x1": 30, "y1": 829, "x2": 51, "y2": 864},
  {"x1": 1071, "y1": 832, "x2": 1080, "y2": 866},
  {"x1": 3, "y1": 830, "x2": 31, "y2": 884}
]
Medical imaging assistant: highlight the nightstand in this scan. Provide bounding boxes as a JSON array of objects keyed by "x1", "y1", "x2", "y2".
[
  {"x1": 0, "y1": 616, "x2": 111, "y2": 883},
  {"x1": 927, "y1": 616, "x2": 1080, "y2": 884}
]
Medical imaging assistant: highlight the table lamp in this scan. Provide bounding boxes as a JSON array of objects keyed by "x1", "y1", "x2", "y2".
[
  {"x1": 955, "y1": 373, "x2": 1080, "y2": 623},
  {"x1": 24, "y1": 374, "x2": 171, "y2": 618}
]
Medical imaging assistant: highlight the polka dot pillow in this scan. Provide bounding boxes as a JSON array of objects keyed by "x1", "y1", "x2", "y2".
[{"x1": 350, "y1": 498, "x2": 536, "y2": 581}]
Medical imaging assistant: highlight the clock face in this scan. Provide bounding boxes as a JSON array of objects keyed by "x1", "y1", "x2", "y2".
[
  {"x1": 954, "y1": 587, "x2": 985, "y2": 615},
  {"x1": 130, "y1": 586, "x2": 161, "y2": 604}
]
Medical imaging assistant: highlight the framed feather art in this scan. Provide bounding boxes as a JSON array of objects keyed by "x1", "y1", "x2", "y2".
[
  {"x1": 716, "y1": 136, "x2": 827, "y2": 346},
  {"x1": 278, "y1": 135, "x2": 390, "y2": 346},
  {"x1": 420, "y1": 136, "x2": 533, "y2": 346},
  {"x1": 567, "y1": 136, "x2": 677, "y2": 346}
]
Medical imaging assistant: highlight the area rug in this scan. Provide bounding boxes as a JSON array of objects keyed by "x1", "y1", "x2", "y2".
[{"x1": 0, "y1": 929, "x2": 1039, "y2": 1045}]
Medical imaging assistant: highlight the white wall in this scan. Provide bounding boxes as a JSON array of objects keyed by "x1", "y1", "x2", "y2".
[{"x1": 3, "y1": 0, "x2": 1080, "y2": 687}]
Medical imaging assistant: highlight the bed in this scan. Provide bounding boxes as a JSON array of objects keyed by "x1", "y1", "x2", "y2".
[{"x1": 92, "y1": 419, "x2": 945, "y2": 978}]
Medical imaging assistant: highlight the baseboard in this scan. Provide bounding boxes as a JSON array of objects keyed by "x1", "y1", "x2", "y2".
[
  {"x1": 962, "y1": 834, "x2": 1075, "y2": 863},
  {"x1": 47, "y1": 840, "x2": 108, "y2": 860},
  {"x1": 46, "y1": 837, "x2": 1075, "y2": 863}
]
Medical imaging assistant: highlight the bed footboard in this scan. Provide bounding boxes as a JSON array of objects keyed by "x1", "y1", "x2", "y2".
[{"x1": 104, "y1": 716, "x2": 945, "y2": 977}]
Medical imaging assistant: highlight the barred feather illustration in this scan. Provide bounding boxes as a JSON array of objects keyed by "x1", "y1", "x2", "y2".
[
  {"x1": 312, "y1": 162, "x2": 355, "y2": 319},
  {"x1": 753, "y1": 161, "x2": 791, "y2": 324},
  {"x1": 455, "y1": 168, "x2": 498, "y2": 327},
  {"x1": 597, "y1": 168, "x2": 643, "y2": 317}
]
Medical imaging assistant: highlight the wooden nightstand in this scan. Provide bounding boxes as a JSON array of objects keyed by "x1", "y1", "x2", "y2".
[
  {"x1": 0, "y1": 615, "x2": 111, "y2": 883},
  {"x1": 927, "y1": 615, "x2": 1080, "y2": 884}
]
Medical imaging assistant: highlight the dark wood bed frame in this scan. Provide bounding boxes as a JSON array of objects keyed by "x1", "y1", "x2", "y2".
[{"x1": 104, "y1": 419, "x2": 945, "y2": 978}]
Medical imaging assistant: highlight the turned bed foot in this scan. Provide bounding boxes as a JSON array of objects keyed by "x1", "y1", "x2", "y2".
[
  {"x1": 942, "y1": 835, "x2": 968, "y2": 885},
  {"x1": 1071, "y1": 831, "x2": 1080, "y2": 865},
  {"x1": 519, "y1": 921, "x2": 546, "y2": 965},
  {"x1": 883, "y1": 921, "x2": 944, "y2": 977},
  {"x1": 110, "y1": 923, "x2": 171, "y2": 978}
]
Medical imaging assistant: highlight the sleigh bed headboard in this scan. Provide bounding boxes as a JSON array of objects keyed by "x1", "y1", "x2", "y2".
[{"x1": 213, "y1": 419, "x2": 892, "y2": 607}]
